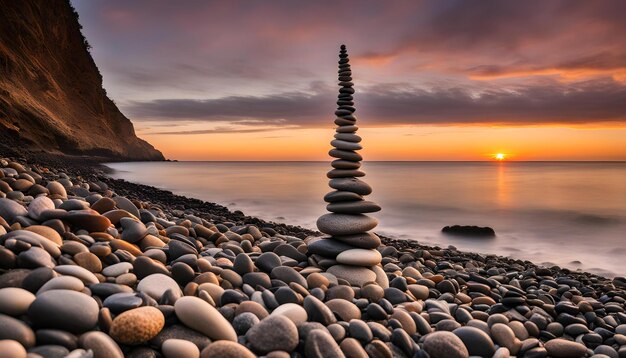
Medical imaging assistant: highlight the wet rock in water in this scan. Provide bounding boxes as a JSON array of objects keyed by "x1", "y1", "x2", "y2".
[{"x1": 442, "y1": 225, "x2": 496, "y2": 237}]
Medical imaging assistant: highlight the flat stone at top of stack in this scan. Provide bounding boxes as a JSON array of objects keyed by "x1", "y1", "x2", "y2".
[{"x1": 313, "y1": 45, "x2": 384, "y2": 288}]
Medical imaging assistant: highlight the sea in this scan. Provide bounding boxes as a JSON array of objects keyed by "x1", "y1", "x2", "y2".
[{"x1": 104, "y1": 161, "x2": 626, "y2": 277}]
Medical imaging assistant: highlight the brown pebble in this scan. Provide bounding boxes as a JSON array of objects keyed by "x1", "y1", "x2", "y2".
[
  {"x1": 98, "y1": 307, "x2": 113, "y2": 334},
  {"x1": 25, "y1": 226, "x2": 63, "y2": 245},
  {"x1": 74, "y1": 252, "x2": 102, "y2": 273},
  {"x1": 61, "y1": 241, "x2": 89, "y2": 255},
  {"x1": 89, "y1": 245, "x2": 112, "y2": 257},
  {"x1": 340, "y1": 337, "x2": 368, "y2": 358},
  {"x1": 235, "y1": 301, "x2": 269, "y2": 320},
  {"x1": 391, "y1": 309, "x2": 416, "y2": 335},
  {"x1": 109, "y1": 306, "x2": 164, "y2": 345},
  {"x1": 200, "y1": 341, "x2": 255, "y2": 358},
  {"x1": 110, "y1": 239, "x2": 142, "y2": 256},
  {"x1": 365, "y1": 340, "x2": 393, "y2": 358},
  {"x1": 361, "y1": 284, "x2": 384, "y2": 302},
  {"x1": 326, "y1": 299, "x2": 361, "y2": 321},
  {"x1": 307, "y1": 273, "x2": 330, "y2": 289},
  {"x1": 0, "y1": 339, "x2": 27, "y2": 358},
  {"x1": 91, "y1": 197, "x2": 116, "y2": 214},
  {"x1": 115, "y1": 273, "x2": 137, "y2": 286}
]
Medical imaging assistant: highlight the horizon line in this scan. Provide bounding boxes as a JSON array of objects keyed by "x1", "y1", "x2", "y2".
[{"x1": 159, "y1": 159, "x2": 626, "y2": 163}]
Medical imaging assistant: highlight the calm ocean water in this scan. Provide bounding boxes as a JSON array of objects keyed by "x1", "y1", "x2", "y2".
[{"x1": 105, "y1": 161, "x2": 626, "y2": 277}]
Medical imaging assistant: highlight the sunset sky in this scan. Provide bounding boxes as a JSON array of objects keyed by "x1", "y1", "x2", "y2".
[{"x1": 72, "y1": 0, "x2": 626, "y2": 160}]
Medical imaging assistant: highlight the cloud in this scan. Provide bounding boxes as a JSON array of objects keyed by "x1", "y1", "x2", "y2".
[
  {"x1": 126, "y1": 89, "x2": 334, "y2": 124},
  {"x1": 72, "y1": 0, "x2": 626, "y2": 128},
  {"x1": 149, "y1": 127, "x2": 293, "y2": 135},
  {"x1": 342, "y1": 1, "x2": 626, "y2": 79},
  {"x1": 360, "y1": 78, "x2": 626, "y2": 125},
  {"x1": 126, "y1": 78, "x2": 626, "y2": 128},
  {"x1": 466, "y1": 53, "x2": 626, "y2": 81}
]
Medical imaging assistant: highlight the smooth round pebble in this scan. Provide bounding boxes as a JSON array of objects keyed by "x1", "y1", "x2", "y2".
[
  {"x1": 336, "y1": 249, "x2": 382, "y2": 266},
  {"x1": 316, "y1": 213, "x2": 378, "y2": 236},
  {"x1": 327, "y1": 265, "x2": 377, "y2": 287},
  {"x1": 544, "y1": 339, "x2": 587, "y2": 358},
  {"x1": 109, "y1": 306, "x2": 165, "y2": 345},
  {"x1": 200, "y1": 341, "x2": 255, "y2": 358},
  {"x1": 162, "y1": 339, "x2": 200, "y2": 358},
  {"x1": 0, "y1": 339, "x2": 27, "y2": 358},
  {"x1": 453, "y1": 326, "x2": 495, "y2": 357},
  {"x1": 136, "y1": 273, "x2": 182, "y2": 300},
  {"x1": 246, "y1": 315, "x2": 298, "y2": 354},
  {"x1": 78, "y1": 331, "x2": 123, "y2": 358},
  {"x1": 423, "y1": 331, "x2": 470, "y2": 358},
  {"x1": 0, "y1": 288, "x2": 35, "y2": 316},
  {"x1": 174, "y1": 296, "x2": 237, "y2": 341},
  {"x1": 27, "y1": 290, "x2": 98, "y2": 333},
  {"x1": 305, "y1": 329, "x2": 344, "y2": 358},
  {"x1": 271, "y1": 303, "x2": 308, "y2": 324}
]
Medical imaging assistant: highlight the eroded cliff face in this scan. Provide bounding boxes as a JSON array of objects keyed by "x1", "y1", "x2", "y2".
[{"x1": 0, "y1": 0, "x2": 164, "y2": 160}]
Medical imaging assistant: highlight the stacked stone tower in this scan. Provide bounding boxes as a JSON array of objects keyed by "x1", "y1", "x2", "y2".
[{"x1": 310, "y1": 45, "x2": 385, "y2": 287}]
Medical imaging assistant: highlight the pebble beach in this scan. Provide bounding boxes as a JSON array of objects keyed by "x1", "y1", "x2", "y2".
[
  {"x1": 1, "y1": 43, "x2": 626, "y2": 358},
  {"x1": 1, "y1": 0, "x2": 624, "y2": 356},
  {"x1": 0, "y1": 156, "x2": 625, "y2": 358}
]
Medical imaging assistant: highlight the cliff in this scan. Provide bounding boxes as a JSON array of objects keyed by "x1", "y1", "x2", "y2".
[{"x1": 0, "y1": 0, "x2": 164, "y2": 161}]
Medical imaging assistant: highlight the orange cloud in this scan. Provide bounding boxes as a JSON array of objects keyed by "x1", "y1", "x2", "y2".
[
  {"x1": 353, "y1": 52, "x2": 397, "y2": 67},
  {"x1": 469, "y1": 68, "x2": 626, "y2": 83}
]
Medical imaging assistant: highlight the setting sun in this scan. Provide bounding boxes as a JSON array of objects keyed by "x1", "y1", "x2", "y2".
[{"x1": 495, "y1": 153, "x2": 506, "y2": 160}]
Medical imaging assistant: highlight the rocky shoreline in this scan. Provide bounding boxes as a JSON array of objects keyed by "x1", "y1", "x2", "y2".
[{"x1": 0, "y1": 155, "x2": 625, "y2": 358}]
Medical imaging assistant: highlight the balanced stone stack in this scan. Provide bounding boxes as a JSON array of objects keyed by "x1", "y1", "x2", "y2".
[{"x1": 311, "y1": 45, "x2": 386, "y2": 288}]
